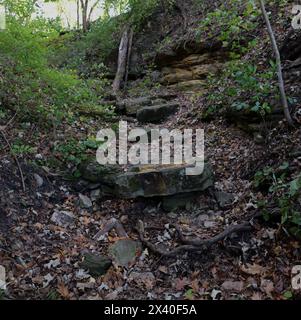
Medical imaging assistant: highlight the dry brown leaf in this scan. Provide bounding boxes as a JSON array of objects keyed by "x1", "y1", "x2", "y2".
[
  {"x1": 241, "y1": 263, "x2": 266, "y2": 276},
  {"x1": 57, "y1": 282, "x2": 71, "y2": 300}
]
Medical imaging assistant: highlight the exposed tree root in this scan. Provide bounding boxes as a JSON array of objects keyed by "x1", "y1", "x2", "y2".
[{"x1": 136, "y1": 219, "x2": 254, "y2": 258}]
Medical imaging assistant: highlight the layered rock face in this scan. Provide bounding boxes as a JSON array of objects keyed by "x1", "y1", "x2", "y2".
[{"x1": 160, "y1": 52, "x2": 225, "y2": 92}]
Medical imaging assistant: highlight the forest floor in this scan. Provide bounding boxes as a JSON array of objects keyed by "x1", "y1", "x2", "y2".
[{"x1": 1, "y1": 85, "x2": 301, "y2": 300}]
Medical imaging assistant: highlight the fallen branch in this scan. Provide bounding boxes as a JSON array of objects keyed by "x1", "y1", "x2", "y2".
[
  {"x1": 136, "y1": 220, "x2": 253, "y2": 258},
  {"x1": 0, "y1": 129, "x2": 26, "y2": 192},
  {"x1": 94, "y1": 218, "x2": 128, "y2": 240}
]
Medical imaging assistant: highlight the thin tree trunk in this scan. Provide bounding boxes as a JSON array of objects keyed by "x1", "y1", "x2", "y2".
[
  {"x1": 88, "y1": 0, "x2": 99, "y2": 22},
  {"x1": 124, "y1": 28, "x2": 134, "y2": 88},
  {"x1": 77, "y1": 0, "x2": 80, "y2": 30},
  {"x1": 259, "y1": 0, "x2": 294, "y2": 126},
  {"x1": 112, "y1": 27, "x2": 130, "y2": 94}
]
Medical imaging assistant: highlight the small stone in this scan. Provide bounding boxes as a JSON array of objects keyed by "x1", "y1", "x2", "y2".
[
  {"x1": 167, "y1": 212, "x2": 177, "y2": 219},
  {"x1": 143, "y1": 206, "x2": 158, "y2": 215},
  {"x1": 204, "y1": 221, "x2": 216, "y2": 228},
  {"x1": 79, "y1": 193, "x2": 93, "y2": 209},
  {"x1": 34, "y1": 174, "x2": 44, "y2": 188},
  {"x1": 197, "y1": 214, "x2": 209, "y2": 222},
  {"x1": 120, "y1": 215, "x2": 129, "y2": 224},
  {"x1": 90, "y1": 189, "x2": 101, "y2": 201},
  {"x1": 214, "y1": 191, "x2": 234, "y2": 208},
  {"x1": 51, "y1": 210, "x2": 75, "y2": 227},
  {"x1": 163, "y1": 230, "x2": 171, "y2": 240}
]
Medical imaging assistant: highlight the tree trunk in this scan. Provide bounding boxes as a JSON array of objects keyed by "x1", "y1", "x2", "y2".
[
  {"x1": 80, "y1": 0, "x2": 88, "y2": 33},
  {"x1": 77, "y1": 0, "x2": 80, "y2": 30},
  {"x1": 112, "y1": 27, "x2": 131, "y2": 94},
  {"x1": 124, "y1": 28, "x2": 134, "y2": 88},
  {"x1": 259, "y1": 0, "x2": 294, "y2": 126}
]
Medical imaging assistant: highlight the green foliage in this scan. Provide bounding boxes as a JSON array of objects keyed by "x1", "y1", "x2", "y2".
[
  {"x1": 46, "y1": 289, "x2": 60, "y2": 300},
  {"x1": 0, "y1": 15, "x2": 110, "y2": 125},
  {"x1": 2, "y1": 0, "x2": 38, "y2": 24},
  {"x1": 254, "y1": 164, "x2": 301, "y2": 236},
  {"x1": 49, "y1": 16, "x2": 120, "y2": 79},
  {"x1": 204, "y1": 59, "x2": 277, "y2": 117},
  {"x1": 53, "y1": 136, "x2": 104, "y2": 177},
  {"x1": 11, "y1": 141, "x2": 35, "y2": 156},
  {"x1": 104, "y1": 0, "x2": 168, "y2": 28},
  {"x1": 198, "y1": 0, "x2": 260, "y2": 52}
]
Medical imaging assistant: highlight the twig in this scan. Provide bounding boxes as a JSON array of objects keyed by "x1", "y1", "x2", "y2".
[{"x1": 0, "y1": 129, "x2": 26, "y2": 192}]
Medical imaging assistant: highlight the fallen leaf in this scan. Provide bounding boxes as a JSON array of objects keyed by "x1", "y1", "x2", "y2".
[
  {"x1": 222, "y1": 280, "x2": 244, "y2": 292},
  {"x1": 241, "y1": 263, "x2": 266, "y2": 276},
  {"x1": 57, "y1": 282, "x2": 70, "y2": 299}
]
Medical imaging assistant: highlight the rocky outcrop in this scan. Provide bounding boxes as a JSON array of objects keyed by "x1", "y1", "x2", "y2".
[
  {"x1": 159, "y1": 52, "x2": 226, "y2": 92},
  {"x1": 224, "y1": 105, "x2": 285, "y2": 135},
  {"x1": 79, "y1": 161, "x2": 214, "y2": 200}
]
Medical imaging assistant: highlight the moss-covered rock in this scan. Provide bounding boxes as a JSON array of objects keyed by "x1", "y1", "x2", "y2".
[{"x1": 79, "y1": 159, "x2": 123, "y2": 184}]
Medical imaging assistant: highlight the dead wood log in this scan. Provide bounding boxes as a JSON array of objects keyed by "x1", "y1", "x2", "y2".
[{"x1": 112, "y1": 27, "x2": 131, "y2": 94}]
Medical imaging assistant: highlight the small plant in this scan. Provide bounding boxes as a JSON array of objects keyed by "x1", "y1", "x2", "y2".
[
  {"x1": 11, "y1": 141, "x2": 35, "y2": 156},
  {"x1": 53, "y1": 136, "x2": 106, "y2": 178},
  {"x1": 46, "y1": 290, "x2": 60, "y2": 301},
  {"x1": 254, "y1": 163, "x2": 301, "y2": 237}
]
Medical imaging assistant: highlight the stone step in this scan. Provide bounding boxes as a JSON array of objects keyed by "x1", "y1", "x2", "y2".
[
  {"x1": 136, "y1": 103, "x2": 180, "y2": 123},
  {"x1": 114, "y1": 93, "x2": 179, "y2": 116},
  {"x1": 79, "y1": 161, "x2": 214, "y2": 200}
]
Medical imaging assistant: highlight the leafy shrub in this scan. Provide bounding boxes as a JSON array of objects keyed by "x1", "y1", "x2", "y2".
[
  {"x1": 198, "y1": 0, "x2": 260, "y2": 52},
  {"x1": 204, "y1": 59, "x2": 277, "y2": 117},
  {"x1": 0, "y1": 17, "x2": 110, "y2": 125}
]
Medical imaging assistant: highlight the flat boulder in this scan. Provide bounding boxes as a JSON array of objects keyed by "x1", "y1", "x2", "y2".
[
  {"x1": 114, "y1": 163, "x2": 214, "y2": 199},
  {"x1": 79, "y1": 161, "x2": 214, "y2": 200}
]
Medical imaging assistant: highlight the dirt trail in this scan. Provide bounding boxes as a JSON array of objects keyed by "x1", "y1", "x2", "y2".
[{"x1": 0, "y1": 86, "x2": 298, "y2": 300}]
